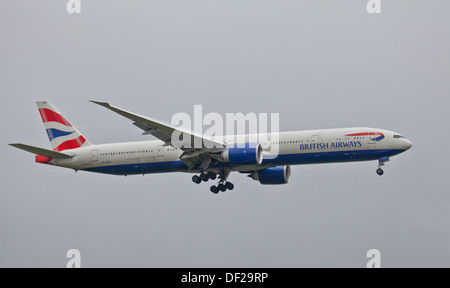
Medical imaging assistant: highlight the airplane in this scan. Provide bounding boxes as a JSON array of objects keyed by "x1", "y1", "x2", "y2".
[{"x1": 9, "y1": 101, "x2": 412, "y2": 194}]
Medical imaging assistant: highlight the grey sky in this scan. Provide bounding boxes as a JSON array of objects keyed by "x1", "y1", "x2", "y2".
[{"x1": 1, "y1": 0, "x2": 449, "y2": 267}]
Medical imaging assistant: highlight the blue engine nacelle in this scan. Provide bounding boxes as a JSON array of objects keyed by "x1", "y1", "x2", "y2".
[
  {"x1": 251, "y1": 166, "x2": 291, "y2": 185},
  {"x1": 221, "y1": 143, "x2": 263, "y2": 166}
]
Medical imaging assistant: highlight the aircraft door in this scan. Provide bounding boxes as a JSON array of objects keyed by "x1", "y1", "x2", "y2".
[
  {"x1": 157, "y1": 145, "x2": 165, "y2": 158},
  {"x1": 90, "y1": 150, "x2": 99, "y2": 163}
]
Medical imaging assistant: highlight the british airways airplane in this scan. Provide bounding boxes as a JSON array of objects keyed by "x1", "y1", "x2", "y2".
[{"x1": 10, "y1": 101, "x2": 412, "y2": 194}]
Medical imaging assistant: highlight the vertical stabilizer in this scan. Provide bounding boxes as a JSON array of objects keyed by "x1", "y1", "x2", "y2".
[{"x1": 36, "y1": 101, "x2": 92, "y2": 151}]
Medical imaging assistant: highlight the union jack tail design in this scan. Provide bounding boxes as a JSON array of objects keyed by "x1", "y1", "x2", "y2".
[{"x1": 36, "y1": 101, "x2": 92, "y2": 151}]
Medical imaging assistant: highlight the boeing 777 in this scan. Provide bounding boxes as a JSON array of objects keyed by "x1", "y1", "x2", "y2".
[{"x1": 9, "y1": 101, "x2": 412, "y2": 194}]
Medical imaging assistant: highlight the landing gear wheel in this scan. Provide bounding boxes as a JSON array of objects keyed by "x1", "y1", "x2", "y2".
[
  {"x1": 218, "y1": 183, "x2": 227, "y2": 192},
  {"x1": 376, "y1": 168, "x2": 384, "y2": 176},
  {"x1": 192, "y1": 175, "x2": 201, "y2": 184},
  {"x1": 225, "y1": 182, "x2": 234, "y2": 190},
  {"x1": 200, "y1": 173, "x2": 209, "y2": 182},
  {"x1": 210, "y1": 185, "x2": 219, "y2": 194},
  {"x1": 207, "y1": 171, "x2": 217, "y2": 180}
]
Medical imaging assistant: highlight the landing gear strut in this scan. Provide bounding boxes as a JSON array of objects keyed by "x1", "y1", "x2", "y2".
[{"x1": 376, "y1": 157, "x2": 389, "y2": 176}]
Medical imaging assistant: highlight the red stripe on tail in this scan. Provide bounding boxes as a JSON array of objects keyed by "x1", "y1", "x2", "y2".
[
  {"x1": 54, "y1": 136, "x2": 86, "y2": 151},
  {"x1": 39, "y1": 108, "x2": 72, "y2": 127}
]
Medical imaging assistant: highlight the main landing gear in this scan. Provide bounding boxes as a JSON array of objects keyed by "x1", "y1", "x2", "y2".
[
  {"x1": 376, "y1": 157, "x2": 389, "y2": 176},
  {"x1": 210, "y1": 181, "x2": 234, "y2": 194},
  {"x1": 192, "y1": 170, "x2": 234, "y2": 194},
  {"x1": 192, "y1": 171, "x2": 217, "y2": 184}
]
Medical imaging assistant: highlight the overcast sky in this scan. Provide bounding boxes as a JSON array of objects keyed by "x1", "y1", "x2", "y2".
[{"x1": 1, "y1": 0, "x2": 449, "y2": 267}]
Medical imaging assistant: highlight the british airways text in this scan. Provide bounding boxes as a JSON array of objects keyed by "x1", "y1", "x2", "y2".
[{"x1": 299, "y1": 141, "x2": 362, "y2": 151}]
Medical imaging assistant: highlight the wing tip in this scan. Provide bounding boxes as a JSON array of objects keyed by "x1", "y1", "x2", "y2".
[{"x1": 90, "y1": 100, "x2": 110, "y2": 107}]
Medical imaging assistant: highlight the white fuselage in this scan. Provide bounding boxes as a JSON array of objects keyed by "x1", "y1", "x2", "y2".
[{"x1": 47, "y1": 127, "x2": 412, "y2": 176}]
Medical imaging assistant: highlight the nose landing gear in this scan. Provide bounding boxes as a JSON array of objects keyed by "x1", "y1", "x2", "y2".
[
  {"x1": 376, "y1": 157, "x2": 389, "y2": 176},
  {"x1": 376, "y1": 168, "x2": 384, "y2": 176}
]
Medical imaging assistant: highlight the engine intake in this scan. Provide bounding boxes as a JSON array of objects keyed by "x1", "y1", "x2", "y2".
[
  {"x1": 251, "y1": 166, "x2": 291, "y2": 185},
  {"x1": 221, "y1": 143, "x2": 263, "y2": 166}
]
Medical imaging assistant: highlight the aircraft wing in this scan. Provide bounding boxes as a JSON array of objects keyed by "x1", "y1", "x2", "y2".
[{"x1": 90, "y1": 101, "x2": 226, "y2": 153}]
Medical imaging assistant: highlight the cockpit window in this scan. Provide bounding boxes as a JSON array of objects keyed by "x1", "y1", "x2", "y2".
[{"x1": 393, "y1": 135, "x2": 405, "y2": 139}]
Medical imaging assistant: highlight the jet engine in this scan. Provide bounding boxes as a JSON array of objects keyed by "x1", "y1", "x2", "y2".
[
  {"x1": 221, "y1": 143, "x2": 263, "y2": 166},
  {"x1": 250, "y1": 166, "x2": 291, "y2": 185}
]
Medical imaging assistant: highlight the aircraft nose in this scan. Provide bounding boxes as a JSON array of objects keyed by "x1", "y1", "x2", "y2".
[{"x1": 403, "y1": 139, "x2": 412, "y2": 150}]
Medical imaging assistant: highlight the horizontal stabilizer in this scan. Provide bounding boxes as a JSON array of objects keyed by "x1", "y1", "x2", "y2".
[{"x1": 9, "y1": 143, "x2": 74, "y2": 159}]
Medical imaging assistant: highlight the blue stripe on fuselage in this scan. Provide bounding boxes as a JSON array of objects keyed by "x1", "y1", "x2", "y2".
[
  {"x1": 82, "y1": 149, "x2": 405, "y2": 176},
  {"x1": 46, "y1": 128, "x2": 74, "y2": 141},
  {"x1": 372, "y1": 135, "x2": 385, "y2": 142}
]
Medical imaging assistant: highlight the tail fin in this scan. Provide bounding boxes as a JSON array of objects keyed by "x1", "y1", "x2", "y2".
[{"x1": 36, "y1": 101, "x2": 92, "y2": 151}]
